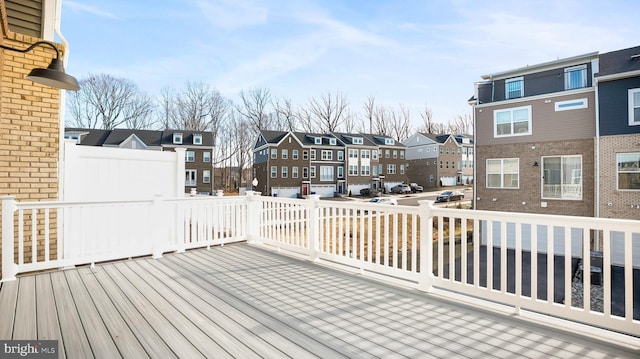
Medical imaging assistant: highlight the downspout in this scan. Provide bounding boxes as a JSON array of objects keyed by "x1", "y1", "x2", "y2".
[{"x1": 54, "y1": 0, "x2": 70, "y2": 201}]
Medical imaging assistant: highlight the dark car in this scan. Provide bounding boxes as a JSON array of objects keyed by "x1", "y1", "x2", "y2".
[
  {"x1": 360, "y1": 187, "x2": 381, "y2": 197},
  {"x1": 436, "y1": 190, "x2": 464, "y2": 202}
]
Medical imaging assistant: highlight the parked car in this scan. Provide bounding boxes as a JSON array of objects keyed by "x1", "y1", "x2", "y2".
[
  {"x1": 368, "y1": 197, "x2": 398, "y2": 205},
  {"x1": 390, "y1": 184, "x2": 411, "y2": 194},
  {"x1": 436, "y1": 190, "x2": 464, "y2": 202},
  {"x1": 360, "y1": 187, "x2": 381, "y2": 197},
  {"x1": 409, "y1": 183, "x2": 423, "y2": 193}
]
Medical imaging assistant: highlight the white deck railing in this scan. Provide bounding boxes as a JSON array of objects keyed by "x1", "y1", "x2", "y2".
[{"x1": 2, "y1": 193, "x2": 639, "y2": 336}]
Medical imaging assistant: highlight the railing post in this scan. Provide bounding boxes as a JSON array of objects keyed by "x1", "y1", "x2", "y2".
[
  {"x1": 2, "y1": 196, "x2": 17, "y2": 282},
  {"x1": 307, "y1": 195, "x2": 321, "y2": 261},
  {"x1": 152, "y1": 195, "x2": 165, "y2": 259},
  {"x1": 417, "y1": 200, "x2": 435, "y2": 292},
  {"x1": 245, "y1": 191, "x2": 262, "y2": 244}
]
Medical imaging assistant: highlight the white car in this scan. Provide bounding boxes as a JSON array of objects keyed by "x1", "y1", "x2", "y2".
[{"x1": 368, "y1": 197, "x2": 398, "y2": 205}]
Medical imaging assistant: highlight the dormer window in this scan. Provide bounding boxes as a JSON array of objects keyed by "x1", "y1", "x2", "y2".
[
  {"x1": 329, "y1": 138, "x2": 337, "y2": 145},
  {"x1": 505, "y1": 77, "x2": 523, "y2": 99},
  {"x1": 193, "y1": 134, "x2": 202, "y2": 145},
  {"x1": 564, "y1": 65, "x2": 587, "y2": 90},
  {"x1": 314, "y1": 137, "x2": 322, "y2": 145},
  {"x1": 352, "y1": 137, "x2": 363, "y2": 145},
  {"x1": 173, "y1": 133, "x2": 183, "y2": 144},
  {"x1": 384, "y1": 138, "x2": 395, "y2": 145}
]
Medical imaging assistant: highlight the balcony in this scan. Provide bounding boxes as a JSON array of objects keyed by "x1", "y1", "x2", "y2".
[{"x1": 1, "y1": 194, "x2": 639, "y2": 356}]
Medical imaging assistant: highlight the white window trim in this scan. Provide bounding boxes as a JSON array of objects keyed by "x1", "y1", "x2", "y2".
[
  {"x1": 185, "y1": 169, "x2": 197, "y2": 186},
  {"x1": 555, "y1": 98, "x2": 588, "y2": 112},
  {"x1": 203, "y1": 152, "x2": 211, "y2": 162},
  {"x1": 505, "y1": 76, "x2": 524, "y2": 99},
  {"x1": 541, "y1": 155, "x2": 582, "y2": 200},
  {"x1": 486, "y1": 158, "x2": 519, "y2": 189},
  {"x1": 292, "y1": 167, "x2": 299, "y2": 178},
  {"x1": 203, "y1": 170, "x2": 211, "y2": 184},
  {"x1": 281, "y1": 166, "x2": 288, "y2": 178},
  {"x1": 321, "y1": 150, "x2": 332, "y2": 161},
  {"x1": 310, "y1": 166, "x2": 316, "y2": 178},
  {"x1": 271, "y1": 166, "x2": 277, "y2": 178},
  {"x1": 564, "y1": 65, "x2": 587, "y2": 90},
  {"x1": 493, "y1": 105, "x2": 532, "y2": 138},
  {"x1": 319, "y1": 166, "x2": 334, "y2": 181},
  {"x1": 185, "y1": 151, "x2": 195, "y2": 162},
  {"x1": 193, "y1": 134, "x2": 202, "y2": 145},
  {"x1": 352, "y1": 137, "x2": 363, "y2": 145},
  {"x1": 292, "y1": 150, "x2": 299, "y2": 160},
  {"x1": 629, "y1": 88, "x2": 640, "y2": 126},
  {"x1": 173, "y1": 133, "x2": 183, "y2": 144},
  {"x1": 616, "y1": 152, "x2": 640, "y2": 191},
  {"x1": 271, "y1": 149, "x2": 277, "y2": 159}
]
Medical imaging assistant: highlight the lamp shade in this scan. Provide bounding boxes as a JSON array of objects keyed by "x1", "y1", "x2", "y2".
[{"x1": 26, "y1": 58, "x2": 79, "y2": 91}]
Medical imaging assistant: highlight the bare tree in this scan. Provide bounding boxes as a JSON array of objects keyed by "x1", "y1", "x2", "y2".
[
  {"x1": 296, "y1": 106, "x2": 318, "y2": 133},
  {"x1": 273, "y1": 97, "x2": 297, "y2": 131},
  {"x1": 66, "y1": 73, "x2": 155, "y2": 129},
  {"x1": 306, "y1": 91, "x2": 351, "y2": 133},
  {"x1": 389, "y1": 104, "x2": 412, "y2": 141},
  {"x1": 343, "y1": 110, "x2": 365, "y2": 133},
  {"x1": 157, "y1": 86, "x2": 175, "y2": 130},
  {"x1": 372, "y1": 105, "x2": 391, "y2": 136},
  {"x1": 449, "y1": 113, "x2": 473, "y2": 135},
  {"x1": 237, "y1": 88, "x2": 273, "y2": 131},
  {"x1": 416, "y1": 103, "x2": 437, "y2": 134},
  {"x1": 171, "y1": 82, "x2": 219, "y2": 131},
  {"x1": 362, "y1": 95, "x2": 376, "y2": 133}
]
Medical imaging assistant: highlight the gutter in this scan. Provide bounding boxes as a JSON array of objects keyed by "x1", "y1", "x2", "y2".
[{"x1": 53, "y1": 0, "x2": 71, "y2": 201}]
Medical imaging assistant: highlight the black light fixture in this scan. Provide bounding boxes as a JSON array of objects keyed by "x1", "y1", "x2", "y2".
[
  {"x1": 0, "y1": 40, "x2": 79, "y2": 90},
  {"x1": 533, "y1": 161, "x2": 539, "y2": 167}
]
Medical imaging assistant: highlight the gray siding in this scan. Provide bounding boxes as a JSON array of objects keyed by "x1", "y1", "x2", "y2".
[
  {"x1": 598, "y1": 77, "x2": 640, "y2": 136},
  {"x1": 5, "y1": 0, "x2": 42, "y2": 38}
]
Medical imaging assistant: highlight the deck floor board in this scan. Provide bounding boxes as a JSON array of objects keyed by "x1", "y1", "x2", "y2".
[{"x1": 0, "y1": 243, "x2": 638, "y2": 358}]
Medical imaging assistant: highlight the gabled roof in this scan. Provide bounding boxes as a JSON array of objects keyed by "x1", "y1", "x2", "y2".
[
  {"x1": 596, "y1": 45, "x2": 640, "y2": 79},
  {"x1": 160, "y1": 130, "x2": 214, "y2": 147},
  {"x1": 331, "y1": 132, "x2": 376, "y2": 146},
  {"x1": 104, "y1": 129, "x2": 163, "y2": 147},
  {"x1": 359, "y1": 133, "x2": 405, "y2": 148},
  {"x1": 421, "y1": 133, "x2": 451, "y2": 144},
  {"x1": 64, "y1": 128, "x2": 214, "y2": 148},
  {"x1": 65, "y1": 128, "x2": 110, "y2": 146},
  {"x1": 259, "y1": 130, "x2": 289, "y2": 144}
]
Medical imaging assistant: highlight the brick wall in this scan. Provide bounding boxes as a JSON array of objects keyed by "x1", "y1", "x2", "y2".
[
  {"x1": 598, "y1": 134, "x2": 640, "y2": 220},
  {"x1": 1, "y1": 27, "x2": 63, "y2": 276}
]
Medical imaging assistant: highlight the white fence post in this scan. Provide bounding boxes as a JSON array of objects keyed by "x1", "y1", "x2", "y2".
[
  {"x1": 245, "y1": 191, "x2": 262, "y2": 244},
  {"x1": 152, "y1": 195, "x2": 165, "y2": 259},
  {"x1": 418, "y1": 200, "x2": 435, "y2": 292},
  {"x1": 1, "y1": 196, "x2": 17, "y2": 282},
  {"x1": 307, "y1": 195, "x2": 321, "y2": 261}
]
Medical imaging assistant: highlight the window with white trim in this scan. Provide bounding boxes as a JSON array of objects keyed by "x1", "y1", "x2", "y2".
[
  {"x1": 271, "y1": 166, "x2": 277, "y2": 178},
  {"x1": 329, "y1": 138, "x2": 337, "y2": 145},
  {"x1": 361, "y1": 150, "x2": 370, "y2": 159},
  {"x1": 486, "y1": 158, "x2": 519, "y2": 188},
  {"x1": 292, "y1": 150, "x2": 299, "y2": 160},
  {"x1": 630, "y1": 88, "x2": 640, "y2": 126},
  {"x1": 281, "y1": 166, "x2": 288, "y2": 178},
  {"x1": 617, "y1": 152, "x2": 640, "y2": 190},
  {"x1": 361, "y1": 165, "x2": 370, "y2": 176},
  {"x1": 337, "y1": 166, "x2": 344, "y2": 178},
  {"x1": 203, "y1": 170, "x2": 211, "y2": 183},
  {"x1": 185, "y1": 170, "x2": 197, "y2": 186},
  {"x1": 193, "y1": 134, "x2": 202, "y2": 145},
  {"x1": 505, "y1": 77, "x2": 523, "y2": 99},
  {"x1": 303, "y1": 151, "x2": 309, "y2": 160},
  {"x1": 494, "y1": 106, "x2": 532, "y2": 137},
  {"x1": 314, "y1": 137, "x2": 322, "y2": 145},
  {"x1": 372, "y1": 165, "x2": 378, "y2": 176},
  {"x1": 384, "y1": 138, "x2": 395, "y2": 145},
  {"x1": 348, "y1": 165, "x2": 358, "y2": 176},
  {"x1": 542, "y1": 155, "x2": 582, "y2": 199},
  {"x1": 372, "y1": 150, "x2": 378, "y2": 160},
  {"x1": 387, "y1": 164, "x2": 396, "y2": 175},
  {"x1": 292, "y1": 166, "x2": 299, "y2": 178},
  {"x1": 352, "y1": 137, "x2": 363, "y2": 144},
  {"x1": 185, "y1": 151, "x2": 195, "y2": 162},
  {"x1": 385, "y1": 149, "x2": 390, "y2": 158},
  {"x1": 400, "y1": 164, "x2": 405, "y2": 174},
  {"x1": 564, "y1": 65, "x2": 587, "y2": 90},
  {"x1": 400, "y1": 151, "x2": 404, "y2": 159},
  {"x1": 281, "y1": 149, "x2": 288, "y2": 159},
  {"x1": 203, "y1": 152, "x2": 211, "y2": 162},
  {"x1": 303, "y1": 167, "x2": 308, "y2": 178},
  {"x1": 310, "y1": 166, "x2": 316, "y2": 178},
  {"x1": 271, "y1": 149, "x2": 277, "y2": 159},
  {"x1": 310, "y1": 150, "x2": 316, "y2": 160},
  {"x1": 320, "y1": 166, "x2": 334, "y2": 181},
  {"x1": 173, "y1": 133, "x2": 183, "y2": 144},
  {"x1": 321, "y1": 150, "x2": 332, "y2": 160},
  {"x1": 348, "y1": 149, "x2": 358, "y2": 158},
  {"x1": 393, "y1": 150, "x2": 397, "y2": 159},
  {"x1": 337, "y1": 151, "x2": 344, "y2": 161}
]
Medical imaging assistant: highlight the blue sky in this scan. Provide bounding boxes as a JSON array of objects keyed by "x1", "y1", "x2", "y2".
[{"x1": 60, "y1": 0, "x2": 639, "y2": 128}]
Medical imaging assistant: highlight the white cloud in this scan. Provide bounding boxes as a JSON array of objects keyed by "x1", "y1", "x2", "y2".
[{"x1": 64, "y1": 1, "x2": 118, "y2": 19}]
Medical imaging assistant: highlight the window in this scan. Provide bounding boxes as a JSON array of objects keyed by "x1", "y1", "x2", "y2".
[
  {"x1": 564, "y1": 65, "x2": 587, "y2": 90},
  {"x1": 303, "y1": 167, "x2": 308, "y2": 178},
  {"x1": 303, "y1": 151, "x2": 309, "y2": 160},
  {"x1": 429, "y1": 174, "x2": 434, "y2": 183},
  {"x1": 617, "y1": 153, "x2": 640, "y2": 190},
  {"x1": 337, "y1": 166, "x2": 344, "y2": 178},
  {"x1": 203, "y1": 170, "x2": 211, "y2": 183},
  {"x1": 387, "y1": 164, "x2": 396, "y2": 174},
  {"x1": 349, "y1": 149, "x2": 358, "y2": 158},
  {"x1": 310, "y1": 150, "x2": 316, "y2": 160},
  {"x1": 440, "y1": 147, "x2": 443, "y2": 155},
  {"x1": 372, "y1": 150, "x2": 378, "y2": 160},
  {"x1": 320, "y1": 166, "x2": 334, "y2": 181},
  {"x1": 292, "y1": 166, "x2": 299, "y2": 178},
  {"x1": 173, "y1": 133, "x2": 183, "y2": 144},
  {"x1": 372, "y1": 165, "x2": 378, "y2": 176},
  {"x1": 310, "y1": 166, "x2": 316, "y2": 178},
  {"x1": 314, "y1": 137, "x2": 322, "y2": 145},
  {"x1": 329, "y1": 138, "x2": 337, "y2": 145},
  {"x1": 292, "y1": 150, "x2": 299, "y2": 160},
  {"x1": 281, "y1": 149, "x2": 288, "y2": 159},
  {"x1": 337, "y1": 151, "x2": 344, "y2": 161},
  {"x1": 193, "y1": 134, "x2": 202, "y2": 145},
  {"x1": 271, "y1": 149, "x2": 277, "y2": 159},
  {"x1": 379, "y1": 164, "x2": 383, "y2": 174},
  {"x1": 393, "y1": 150, "x2": 397, "y2": 159},
  {"x1": 361, "y1": 150, "x2": 370, "y2": 159},
  {"x1": 378, "y1": 150, "x2": 382, "y2": 159},
  {"x1": 486, "y1": 158, "x2": 519, "y2": 188},
  {"x1": 542, "y1": 155, "x2": 582, "y2": 199},
  {"x1": 361, "y1": 165, "x2": 370, "y2": 176},
  {"x1": 446, "y1": 148, "x2": 449, "y2": 155},
  {"x1": 185, "y1": 151, "x2": 195, "y2": 162},
  {"x1": 505, "y1": 77, "x2": 523, "y2": 99},
  {"x1": 400, "y1": 164, "x2": 405, "y2": 174},
  {"x1": 271, "y1": 166, "x2": 277, "y2": 178},
  {"x1": 400, "y1": 151, "x2": 404, "y2": 159},
  {"x1": 494, "y1": 106, "x2": 532, "y2": 137},
  {"x1": 555, "y1": 98, "x2": 588, "y2": 111},
  {"x1": 352, "y1": 137, "x2": 363, "y2": 145},
  {"x1": 321, "y1": 150, "x2": 332, "y2": 160},
  {"x1": 281, "y1": 166, "x2": 288, "y2": 178},
  {"x1": 440, "y1": 161, "x2": 443, "y2": 169},
  {"x1": 385, "y1": 150, "x2": 390, "y2": 158},
  {"x1": 630, "y1": 88, "x2": 640, "y2": 126},
  {"x1": 384, "y1": 138, "x2": 395, "y2": 145},
  {"x1": 185, "y1": 170, "x2": 197, "y2": 186},
  {"x1": 349, "y1": 165, "x2": 358, "y2": 176},
  {"x1": 203, "y1": 151, "x2": 211, "y2": 162}
]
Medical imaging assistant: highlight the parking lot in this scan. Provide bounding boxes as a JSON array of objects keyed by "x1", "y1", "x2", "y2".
[{"x1": 330, "y1": 186, "x2": 474, "y2": 207}]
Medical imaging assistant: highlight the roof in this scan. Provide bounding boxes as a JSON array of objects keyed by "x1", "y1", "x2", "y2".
[
  {"x1": 331, "y1": 132, "x2": 377, "y2": 146},
  {"x1": 596, "y1": 45, "x2": 640, "y2": 78},
  {"x1": 481, "y1": 51, "x2": 599, "y2": 80},
  {"x1": 359, "y1": 133, "x2": 406, "y2": 148},
  {"x1": 104, "y1": 129, "x2": 163, "y2": 147},
  {"x1": 64, "y1": 128, "x2": 214, "y2": 147}
]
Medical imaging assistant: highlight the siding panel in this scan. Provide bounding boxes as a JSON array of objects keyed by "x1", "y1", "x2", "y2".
[
  {"x1": 5, "y1": 0, "x2": 42, "y2": 38},
  {"x1": 598, "y1": 77, "x2": 640, "y2": 136}
]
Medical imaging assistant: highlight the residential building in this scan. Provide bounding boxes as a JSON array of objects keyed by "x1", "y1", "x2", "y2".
[
  {"x1": 253, "y1": 130, "x2": 408, "y2": 198},
  {"x1": 65, "y1": 128, "x2": 215, "y2": 195},
  {"x1": 403, "y1": 133, "x2": 474, "y2": 188},
  {"x1": 595, "y1": 46, "x2": 640, "y2": 220},
  {"x1": 471, "y1": 52, "x2": 598, "y2": 215}
]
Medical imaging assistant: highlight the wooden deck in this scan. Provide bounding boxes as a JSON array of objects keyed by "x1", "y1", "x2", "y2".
[{"x1": 0, "y1": 244, "x2": 637, "y2": 358}]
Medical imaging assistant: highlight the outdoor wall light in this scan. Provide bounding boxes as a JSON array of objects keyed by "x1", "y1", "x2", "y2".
[
  {"x1": 0, "y1": 40, "x2": 79, "y2": 90},
  {"x1": 533, "y1": 161, "x2": 539, "y2": 167}
]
